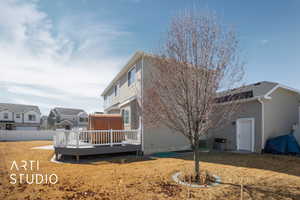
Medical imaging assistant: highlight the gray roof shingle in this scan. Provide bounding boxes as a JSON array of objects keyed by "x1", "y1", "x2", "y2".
[
  {"x1": 53, "y1": 107, "x2": 85, "y2": 116},
  {"x1": 0, "y1": 103, "x2": 41, "y2": 114}
]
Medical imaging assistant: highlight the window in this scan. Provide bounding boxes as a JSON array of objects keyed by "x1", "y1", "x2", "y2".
[
  {"x1": 128, "y1": 66, "x2": 136, "y2": 86},
  {"x1": 79, "y1": 117, "x2": 88, "y2": 122},
  {"x1": 122, "y1": 109, "x2": 130, "y2": 124},
  {"x1": 28, "y1": 114, "x2": 36, "y2": 121},
  {"x1": 16, "y1": 114, "x2": 20, "y2": 119},
  {"x1": 114, "y1": 85, "x2": 118, "y2": 96},
  {"x1": 3, "y1": 113, "x2": 8, "y2": 119},
  {"x1": 103, "y1": 95, "x2": 107, "y2": 107}
]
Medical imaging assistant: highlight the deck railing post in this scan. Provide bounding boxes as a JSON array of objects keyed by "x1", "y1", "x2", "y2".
[
  {"x1": 137, "y1": 129, "x2": 140, "y2": 142},
  {"x1": 110, "y1": 129, "x2": 113, "y2": 147}
]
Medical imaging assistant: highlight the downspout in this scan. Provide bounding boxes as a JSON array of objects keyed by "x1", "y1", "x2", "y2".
[
  {"x1": 258, "y1": 97, "x2": 265, "y2": 152},
  {"x1": 141, "y1": 53, "x2": 144, "y2": 153}
]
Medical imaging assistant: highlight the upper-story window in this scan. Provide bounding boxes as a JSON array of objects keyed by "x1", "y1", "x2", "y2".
[
  {"x1": 114, "y1": 85, "x2": 118, "y2": 96},
  {"x1": 128, "y1": 66, "x2": 136, "y2": 86},
  {"x1": 3, "y1": 113, "x2": 8, "y2": 119},
  {"x1": 28, "y1": 114, "x2": 36, "y2": 121},
  {"x1": 16, "y1": 114, "x2": 21, "y2": 119}
]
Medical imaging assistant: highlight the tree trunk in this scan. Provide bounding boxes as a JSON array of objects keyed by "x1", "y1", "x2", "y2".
[{"x1": 194, "y1": 147, "x2": 200, "y2": 183}]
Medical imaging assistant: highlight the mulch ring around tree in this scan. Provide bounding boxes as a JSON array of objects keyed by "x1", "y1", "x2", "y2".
[{"x1": 172, "y1": 170, "x2": 221, "y2": 188}]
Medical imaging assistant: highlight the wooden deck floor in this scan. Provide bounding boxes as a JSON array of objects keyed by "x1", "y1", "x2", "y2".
[{"x1": 55, "y1": 144, "x2": 142, "y2": 157}]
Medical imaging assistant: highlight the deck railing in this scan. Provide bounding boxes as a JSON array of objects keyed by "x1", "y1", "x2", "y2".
[{"x1": 53, "y1": 129, "x2": 141, "y2": 148}]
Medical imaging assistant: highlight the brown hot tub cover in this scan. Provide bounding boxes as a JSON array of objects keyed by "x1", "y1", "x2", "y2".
[{"x1": 88, "y1": 114, "x2": 124, "y2": 144}]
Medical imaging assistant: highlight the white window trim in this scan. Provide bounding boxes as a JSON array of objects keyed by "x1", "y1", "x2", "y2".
[
  {"x1": 127, "y1": 65, "x2": 136, "y2": 86},
  {"x1": 3, "y1": 113, "x2": 9, "y2": 119},
  {"x1": 114, "y1": 84, "x2": 118, "y2": 96},
  {"x1": 236, "y1": 118, "x2": 255, "y2": 152},
  {"x1": 122, "y1": 108, "x2": 130, "y2": 125},
  {"x1": 28, "y1": 114, "x2": 36, "y2": 121}
]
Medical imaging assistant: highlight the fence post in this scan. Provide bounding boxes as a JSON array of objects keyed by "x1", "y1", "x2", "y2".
[{"x1": 110, "y1": 129, "x2": 113, "y2": 147}]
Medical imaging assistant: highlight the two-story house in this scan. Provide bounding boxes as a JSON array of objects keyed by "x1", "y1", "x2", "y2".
[
  {"x1": 102, "y1": 52, "x2": 300, "y2": 154},
  {"x1": 48, "y1": 107, "x2": 88, "y2": 130},
  {"x1": 0, "y1": 103, "x2": 41, "y2": 130},
  {"x1": 101, "y1": 51, "x2": 190, "y2": 154}
]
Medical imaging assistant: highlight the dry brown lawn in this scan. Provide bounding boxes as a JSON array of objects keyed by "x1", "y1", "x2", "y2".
[{"x1": 0, "y1": 141, "x2": 300, "y2": 200}]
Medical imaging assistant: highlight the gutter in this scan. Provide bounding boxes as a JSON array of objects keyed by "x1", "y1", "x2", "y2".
[
  {"x1": 141, "y1": 53, "x2": 144, "y2": 153},
  {"x1": 258, "y1": 97, "x2": 265, "y2": 151}
]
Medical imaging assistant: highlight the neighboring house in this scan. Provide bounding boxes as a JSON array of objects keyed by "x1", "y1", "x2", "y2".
[
  {"x1": 40, "y1": 115, "x2": 48, "y2": 130},
  {"x1": 0, "y1": 103, "x2": 41, "y2": 130},
  {"x1": 48, "y1": 107, "x2": 88, "y2": 130},
  {"x1": 210, "y1": 81, "x2": 300, "y2": 153},
  {"x1": 101, "y1": 51, "x2": 190, "y2": 154}
]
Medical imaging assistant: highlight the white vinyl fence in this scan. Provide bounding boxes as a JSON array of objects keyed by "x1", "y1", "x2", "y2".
[{"x1": 0, "y1": 130, "x2": 59, "y2": 141}]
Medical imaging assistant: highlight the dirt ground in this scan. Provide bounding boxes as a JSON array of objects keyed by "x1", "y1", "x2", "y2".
[{"x1": 0, "y1": 141, "x2": 300, "y2": 200}]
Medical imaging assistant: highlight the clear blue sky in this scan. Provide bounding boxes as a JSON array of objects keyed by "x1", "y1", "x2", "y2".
[{"x1": 0, "y1": 0, "x2": 299, "y2": 114}]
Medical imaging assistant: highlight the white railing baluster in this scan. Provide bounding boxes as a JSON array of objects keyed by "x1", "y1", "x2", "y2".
[{"x1": 110, "y1": 129, "x2": 113, "y2": 146}]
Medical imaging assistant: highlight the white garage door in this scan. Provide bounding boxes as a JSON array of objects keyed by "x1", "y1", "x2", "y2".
[
  {"x1": 236, "y1": 118, "x2": 255, "y2": 152},
  {"x1": 16, "y1": 126, "x2": 38, "y2": 131}
]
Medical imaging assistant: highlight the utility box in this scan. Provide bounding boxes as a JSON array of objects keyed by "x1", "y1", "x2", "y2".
[{"x1": 214, "y1": 138, "x2": 227, "y2": 151}]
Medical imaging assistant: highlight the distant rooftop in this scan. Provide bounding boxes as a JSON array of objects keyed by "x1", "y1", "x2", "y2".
[
  {"x1": 216, "y1": 81, "x2": 300, "y2": 103},
  {"x1": 0, "y1": 103, "x2": 41, "y2": 114},
  {"x1": 52, "y1": 107, "x2": 86, "y2": 115},
  {"x1": 218, "y1": 81, "x2": 279, "y2": 97}
]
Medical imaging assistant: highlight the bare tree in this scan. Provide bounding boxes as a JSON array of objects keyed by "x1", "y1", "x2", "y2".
[{"x1": 143, "y1": 11, "x2": 244, "y2": 182}]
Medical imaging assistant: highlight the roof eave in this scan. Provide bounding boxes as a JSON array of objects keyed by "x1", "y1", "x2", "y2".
[
  {"x1": 101, "y1": 51, "x2": 146, "y2": 96},
  {"x1": 264, "y1": 84, "x2": 300, "y2": 98},
  {"x1": 216, "y1": 96, "x2": 267, "y2": 106}
]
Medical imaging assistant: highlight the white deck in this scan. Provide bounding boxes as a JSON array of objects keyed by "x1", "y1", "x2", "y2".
[{"x1": 54, "y1": 129, "x2": 141, "y2": 148}]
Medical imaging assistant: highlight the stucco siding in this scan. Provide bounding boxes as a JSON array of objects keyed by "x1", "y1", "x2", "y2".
[
  {"x1": 264, "y1": 88, "x2": 300, "y2": 144},
  {"x1": 130, "y1": 100, "x2": 139, "y2": 129},
  {"x1": 209, "y1": 101, "x2": 262, "y2": 152},
  {"x1": 143, "y1": 126, "x2": 190, "y2": 154},
  {"x1": 141, "y1": 57, "x2": 191, "y2": 154}
]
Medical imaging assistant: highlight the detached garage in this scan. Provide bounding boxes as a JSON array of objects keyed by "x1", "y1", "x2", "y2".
[{"x1": 211, "y1": 81, "x2": 300, "y2": 153}]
